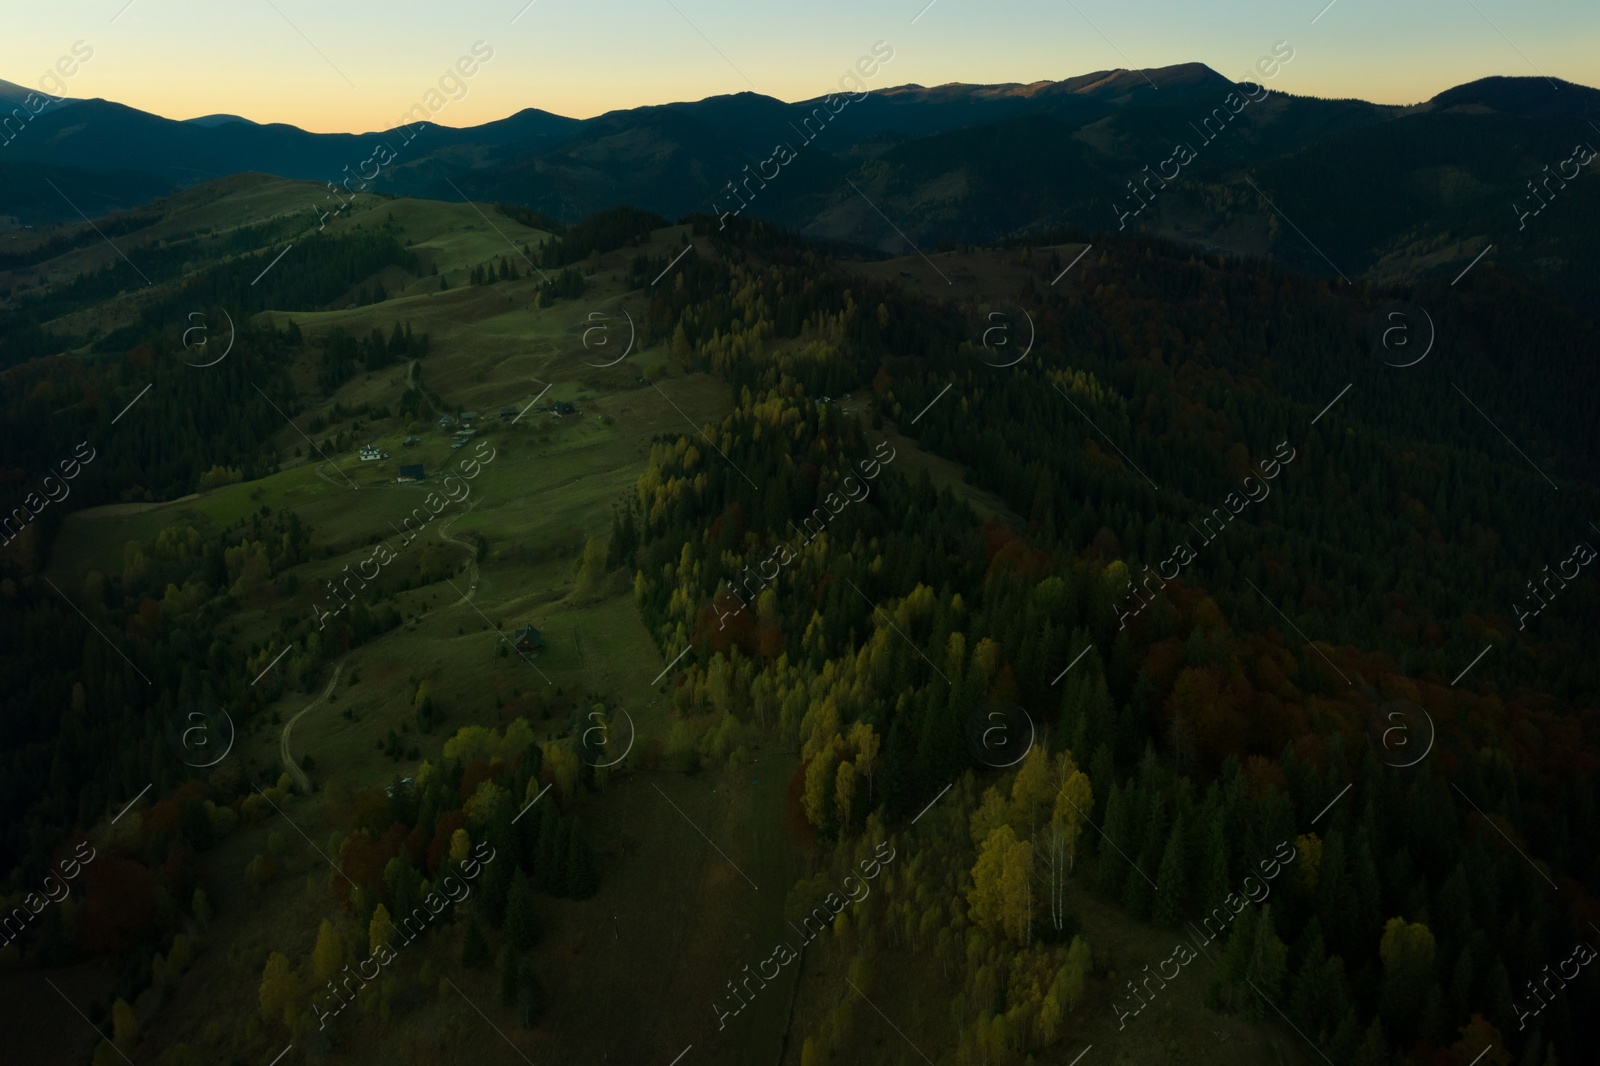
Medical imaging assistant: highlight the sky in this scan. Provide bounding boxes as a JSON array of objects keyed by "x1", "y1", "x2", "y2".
[{"x1": 2, "y1": 0, "x2": 1595, "y2": 133}]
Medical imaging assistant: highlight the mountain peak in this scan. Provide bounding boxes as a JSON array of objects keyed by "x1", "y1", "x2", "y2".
[
  {"x1": 184, "y1": 113, "x2": 256, "y2": 127},
  {"x1": 1426, "y1": 75, "x2": 1600, "y2": 119}
]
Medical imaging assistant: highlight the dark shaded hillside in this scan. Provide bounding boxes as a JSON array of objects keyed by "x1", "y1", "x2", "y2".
[
  {"x1": 1238, "y1": 109, "x2": 1600, "y2": 297},
  {"x1": 6, "y1": 98, "x2": 579, "y2": 186},
  {"x1": 0, "y1": 158, "x2": 174, "y2": 226},
  {"x1": 6, "y1": 65, "x2": 1598, "y2": 309}
]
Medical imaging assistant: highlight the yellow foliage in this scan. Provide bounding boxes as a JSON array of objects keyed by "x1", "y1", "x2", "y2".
[
  {"x1": 442, "y1": 725, "x2": 496, "y2": 766},
  {"x1": 312, "y1": 919, "x2": 343, "y2": 984},
  {"x1": 804, "y1": 748, "x2": 836, "y2": 828},
  {"x1": 1293, "y1": 832, "x2": 1322, "y2": 892},
  {"x1": 1009, "y1": 746, "x2": 1052, "y2": 832},
  {"x1": 834, "y1": 760, "x2": 857, "y2": 828},
  {"x1": 111, "y1": 998, "x2": 138, "y2": 1050},
  {"x1": 450, "y1": 828, "x2": 473, "y2": 863},
  {"x1": 542, "y1": 740, "x2": 581, "y2": 804},
  {"x1": 369, "y1": 904, "x2": 395, "y2": 953},
  {"x1": 968, "y1": 825, "x2": 1034, "y2": 945},
  {"x1": 464, "y1": 781, "x2": 509, "y2": 828},
  {"x1": 970, "y1": 637, "x2": 1002, "y2": 679},
  {"x1": 498, "y1": 718, "x2": 535, "y2": 763},
  {"x1": 1379, "y1": 916, "x2": 1435, "y2": 976},
  {"x1": 258, "y1": 951, "x2": 302, "y2": 1025}
]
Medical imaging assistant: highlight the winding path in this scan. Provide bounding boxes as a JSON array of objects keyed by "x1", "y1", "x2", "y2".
[{"x1": 278, "y1": 497, "x2": 482, "y2": 790}]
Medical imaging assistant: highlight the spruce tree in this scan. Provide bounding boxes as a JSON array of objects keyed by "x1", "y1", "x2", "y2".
[
  {"x1": 1095, "y1": 783, "x2": 1129, "y2": 897},
  {"x1": 504, "y1": 869, "x2": 538, "y2": 950},
  {"x1": 565, "y1": 821, "x2": 599, "y2": 900},
  {"x1": 461, "y1": 918, "x2": 490, "y2": 969},
  {"x1": 499, "y1": 945, "x2": 520, "y2": 1006},
  {"x1": 1200, "y1": 806, "x2": 1232, "y2": 917},
  {"x1": 479, "y1": 846, "x2": 510, "y2": 926},
  {"x1": 1216, "y1": 904, "x2": 1260, "y2": 1013},
  {"x1": 1349, "y1": 1018, "x2": 1390, "y2": 1066},
  {"x1": 551, "y1": 820, "x2": 574, "y2": 899},
  {"x1": 535, "y1": 805, "x2": 560, "y2": 891},
  {"x1": 1152, "y1": 817, "x2": 1187, "y2": 929},
  {"x1": 518, "y1": 960, "x2": 546, "y2": 1027},
  {"x1": 1245, "y1": 905, "x2": 1288, "y2": 1018}
]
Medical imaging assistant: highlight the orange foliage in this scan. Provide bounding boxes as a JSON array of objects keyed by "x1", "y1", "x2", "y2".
[
  {"x1": 1243, "y1": 755, "x2": 1287, "y2": 797},
  {"x1": 1143, "y1": 639, "x2": 1185, "y2": 697},
  {"x1": 76, "y1": 857, "x2": 159, "y2": 952},
  {"x1": 428, "y1": 811, "x2": 467, "y2": 876},
  {"x1": 337, "y1": 830, "x2": 390, "y2": 905}
]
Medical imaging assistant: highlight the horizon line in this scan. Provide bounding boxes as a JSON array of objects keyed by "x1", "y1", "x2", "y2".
[{"x1": 2, "y1": 64, "x2": 1587, "y2": 137}]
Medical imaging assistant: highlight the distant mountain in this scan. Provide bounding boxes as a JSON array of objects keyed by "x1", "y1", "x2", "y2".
[
  {"x1": 0, "y1": 77, "x2": 76, "y2": 114},
  {"x1": 3, "y1": 63, "x2": 1597, "y2": 300},
  {"x1": 184, "y1": 114, "x2": 256, "y2": 127},
  {"x1": 0, "y1": 158, "x2": 173, "y2": 227},
  {"x1": 5, "y1": 98, "x2": 581, "y2": 189},
  {"x1": 1423, "y1": 75, "x2": 1600, "y2": 120}
]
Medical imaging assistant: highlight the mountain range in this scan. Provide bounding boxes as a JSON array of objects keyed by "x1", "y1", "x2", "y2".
[{"x1": 3, "y1": 62, "x2": 1597, "y2": 295}]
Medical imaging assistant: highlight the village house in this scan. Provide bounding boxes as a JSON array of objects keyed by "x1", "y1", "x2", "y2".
[
  {"x1": 358, "y1": 444, "x2": 388, "y2": 461},
  {"x1": 514, "y1": 624, "x2": 545, "y2": 655}
]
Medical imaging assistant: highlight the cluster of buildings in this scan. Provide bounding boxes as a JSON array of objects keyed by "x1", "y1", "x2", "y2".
[{"x1": 439, "y1": 412, "x2": 479, "y2": 449}]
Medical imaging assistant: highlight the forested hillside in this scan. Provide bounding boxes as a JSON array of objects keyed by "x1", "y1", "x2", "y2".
[
  {"x1": 0, "y1": 193, "x2": 1595, "y2": 1066},
  {"x1": 609, "y1": 216, "x2": 1599, "y2": 1063}
]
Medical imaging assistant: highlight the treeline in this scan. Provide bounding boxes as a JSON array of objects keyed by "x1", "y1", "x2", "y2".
[
  {"x1": 536, "y1": 205, "x2": 667, "y2": 268},
  {"x1": 315, "y1": 320, "x2": 430, "y2": 392},
  {"x1": 0, "y1": 216, "x2": 305, "y2": 365},
  {"x1": 148, "y1": 223, "x2": 418, "y2": 320},
  {"x1": 0, "y1": 211, "x2": 163, "y2": 273},
  {"x1": 0, "y1": 316, "x2": 301, "y2": 556}
]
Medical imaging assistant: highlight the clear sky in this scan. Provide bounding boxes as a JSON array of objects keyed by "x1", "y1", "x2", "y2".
[{"x1": 2, "y1": 0, "x2": 1595, "y2": 133}]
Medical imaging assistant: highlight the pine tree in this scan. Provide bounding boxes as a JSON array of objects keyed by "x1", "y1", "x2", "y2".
[
  {"x1": 1349, "y1": 1018, "x2": 1390, "y2": 1066},
  {"x1": 504, "y1": 869, "x2": 538, "y2": 950},
  {"x1": 1217, "y1": 904, "x2": 1259, "y2": 1013},
  {"x1": 518, "y1": 959, "x2": 545, "y2": 1027},
  {"x1": 1152, "y1": 816, "x2": 1187, "y2": 928},
  {"x1": 550, "y1": 819, "x2": 573, "y2": 898},
  {"x1": 479, "y1": 841, "x2": 511, "y2": 925},
  {"x1": 192, "y1": 888, "x2": 212, "y2": 930},
  {"x1": 1200, "y1": 804, "x2": 1231, "y2": 909},
  {"x1": 1245, "y1": 905, "x2": 1288, "y2": 1017},
  {"x1": 461, "y1": 918, "x2": 490, "y2": 969},
  {"x1": 499, "y1": 945, "x2": 520, "y2": 1006},
  {"x1": 565, "y1": 821, "x2": 600, "y2": 899},
  {"x1": 1378, "y1": 917, "x2": 1435, "y2": 1044},
  {"x1": 535, "y1": 805, "x2": 561, "y2": 892},
  {"x1": 1095, "y1": 783, "x2": 1130, "y2": 896},
  {"x1": 1122, "y1": 858, "x2": 1155, "y2": 919}
]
